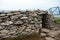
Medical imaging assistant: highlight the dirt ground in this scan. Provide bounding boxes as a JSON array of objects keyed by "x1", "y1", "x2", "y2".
[{"x1": 53, "y1": 23, "x2": 60, "y2": 29}]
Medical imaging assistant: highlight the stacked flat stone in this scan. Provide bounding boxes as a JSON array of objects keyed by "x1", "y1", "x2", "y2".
[
  {"x1": 44, "y1": 14, "x2": 54, "y2": 29},
  {"x1": 0, "y1": 10, "x2": 50, "y2": 39}
]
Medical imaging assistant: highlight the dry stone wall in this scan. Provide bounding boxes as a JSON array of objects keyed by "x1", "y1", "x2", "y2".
[{"x1": 0, "y1": 10, "x2": 51, "y2": 39}]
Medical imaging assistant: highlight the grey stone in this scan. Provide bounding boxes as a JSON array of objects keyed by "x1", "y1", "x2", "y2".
[
  {"x1": 34, "y1": 18, "x2": 38, "y2": 21},
  {"x1": 19, "y1": 26, "x2": 26, "y2": 33},
  {"x1": 41, "y1": 28, "x2": 50, "y2": 33},
  {"x1": 0, "y1": 30, "x2": 9, "y2": 34},
  {"x1": 1, "y1": 23, "x2": 9, "y2": 25},
  {"x1": 31, "y1": 26, "x2": 35, "y2": 29},
  {"x1": 1, "y1": 21, "x2": 13, "y2": 25},
  {"x1": 45, "y1": 37, "x2": 55, "y2": 40},
  {"x1": 6, "y1": 13, "x2": 13, "y2": 16},
  {"x1": 0, "y1": 26, "x2": 3, "y2": 30},
  {"x1": 13, "y1": 12, "x2": 20, "y2": 15},
  {"x1": 40, "y1": 33, "x2": 46, "y2": 37},
  {"x1": 25, "y1": 28, "x2": 31, "y2": 32},
  {"x1": 3, "y1": 35, "x2": 10, "y2": 38},
  {"x1": 14, "y1": 21, "x2": 23, "y2": 24},
  {"x1": 32, "y1": 14, "x2": 37, "y2": 16},
  {"x1": 8, "y1": 30, "x2": 16, "y2": 34},
  {"x1": 21, "y1": 31, "x2": 29, "y2": 35},
  {"x1": 0, "y1": 34, "x2": 6, "y2": 37},
  {"x1": 27, "y1": 27, "x2": 31, "y2": 29},
  {"x1": 21, "y1": 17, "x2": 28, "y2": 19},
  {"x1": 0, "y1": 14, "x2": 6, "y2": 16},
  {"x1": 29, "y1": 30, "x2": 35, "y2": 34},
  {"x1": 30, "y1": 21, "x2": 35, "y2": 23},
  {"x1": 6, "y1": 21, "x2": 13, "y2": 24},
  {"x1": 48, "y1": 30, "x2": 59, "y2": 37}
]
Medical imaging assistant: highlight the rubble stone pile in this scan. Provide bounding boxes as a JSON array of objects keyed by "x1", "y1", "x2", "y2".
[
  {"x1": 19, "y1": 28, "x2": 60, "y2": 40},
  {"x1": 0, "y1": 10, "x2": 51, "y2": 39}
]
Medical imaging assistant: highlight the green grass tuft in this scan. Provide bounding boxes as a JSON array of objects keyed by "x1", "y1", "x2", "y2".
[{"x1": 54, "y1": 17, "x2": 60, "y2": 24}]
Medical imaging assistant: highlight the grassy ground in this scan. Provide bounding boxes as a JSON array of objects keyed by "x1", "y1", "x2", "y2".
[{"x1": 54, "y1": 17, "x2": 60, "y2": 24}]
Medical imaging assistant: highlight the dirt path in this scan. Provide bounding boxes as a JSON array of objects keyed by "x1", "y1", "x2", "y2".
[{"x1": 53, "y1": 23, "x2": 60, "y2": 29}]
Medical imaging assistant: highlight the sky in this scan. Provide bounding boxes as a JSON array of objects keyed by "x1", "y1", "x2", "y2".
[{"x1": 0, "y1": 0, "x2": 60, "y2": 11}]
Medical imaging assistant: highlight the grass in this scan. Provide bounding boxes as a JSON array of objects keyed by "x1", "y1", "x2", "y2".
[{"x1": 54, "y1": 17, "x2": 60, "y2": 24}]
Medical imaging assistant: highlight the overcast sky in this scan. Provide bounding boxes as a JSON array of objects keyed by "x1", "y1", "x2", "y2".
[{"x1": 0, "y1": 0, "x2": 60, "y2": 10}]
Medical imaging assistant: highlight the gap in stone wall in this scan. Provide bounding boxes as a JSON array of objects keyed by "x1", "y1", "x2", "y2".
[{"x1": 42, "y1": 14, "x2": 50, "y2": 28}]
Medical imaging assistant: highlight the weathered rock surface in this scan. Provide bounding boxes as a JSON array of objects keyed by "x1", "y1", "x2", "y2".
[
  {"x1": 0, "y1": 10, "x2": 52, "y2": 39},
  {"x1": 40, "y1": 28, "x2": 60, "y2": 40}
]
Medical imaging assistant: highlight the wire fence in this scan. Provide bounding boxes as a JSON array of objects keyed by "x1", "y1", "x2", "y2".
[{"x1": 48, "y1": 7, "x2": 60, "y2": 18}]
